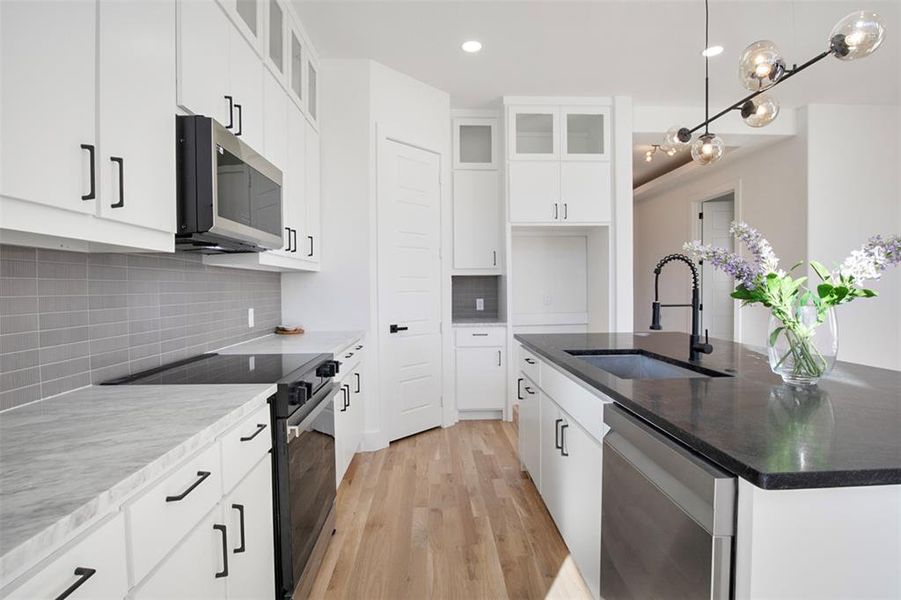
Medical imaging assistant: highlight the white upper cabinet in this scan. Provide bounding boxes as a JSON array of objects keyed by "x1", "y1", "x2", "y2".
[
  {"x1": 97, "y1": 0, "x2": 176, "y2": 233},
  {"x1": 228, "y1": 27, "x2": 264, "y2": 151},
  {"x1": 561, "y1": 107, "x2": 610, "y2": 161},
  {"x1": 307, "y1": 59, "x2": 319, "y2": 124},
  {"x1": 508, "y1": 106, "x2": 559, "y2": 160},
  {"x1": 265, "y1": 0, "x2": 285, "y2": 77},
  {"x1": 454, "y1": 118, "x2": 497, "y2": 169},
  {"x1": 304, "y1": 120, "x2": 321, "y2": 261},
  {"x1": 288, "y1": 29, "x2": 304, "y2": 108},
  {"x1": 178, "y1": 0, "x2": 232, "y2": 126},
  {"x1": 263, "y1": 70, "x2": 288, "y2": 171},
  {"x1": 508, "y1": 161, "x2": 560, "y2": 223},
  {"x1": 453, "y1": 170, "x2": 501, "y2": 270},
  {"x1": 560, "y1": 162, "x2": 612, "y2": 223},
  {"x1": 219, "y1": 0, "x2": 262, "y2": 49},
  {"x1": 0, "y1": 0, "x2": 96, "y2": 215}
]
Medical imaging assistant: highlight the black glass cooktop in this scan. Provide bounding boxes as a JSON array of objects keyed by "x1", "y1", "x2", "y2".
[{"x1": 103, "y1": 353, "x2": 328, "y2": 385}]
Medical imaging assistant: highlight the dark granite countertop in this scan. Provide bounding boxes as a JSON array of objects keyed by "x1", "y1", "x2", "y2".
[{"x1": 515, "y1": 331, "x2": 901, "y2": 490}]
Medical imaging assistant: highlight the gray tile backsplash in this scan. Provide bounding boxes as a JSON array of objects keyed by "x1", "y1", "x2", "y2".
[
  {"x1": 452, "y1": 276, "x2": 500, "y2": 320},
  {"x1": 0, "y1": 246, "x2": 281, "y2": 411}
]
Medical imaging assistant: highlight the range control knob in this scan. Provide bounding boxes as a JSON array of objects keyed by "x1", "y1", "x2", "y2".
[
  {"x1": 287, "y1": 381, "x2": 312, "y2": 406},
  {"x1": 316, "y1": 360, "x2": 339, "y2": 378}
]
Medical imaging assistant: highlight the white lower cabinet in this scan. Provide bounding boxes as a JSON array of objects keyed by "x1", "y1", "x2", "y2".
[
  {"x1": 2, "y1": 514, "x2": 128, "y2": 600},
  {"x1": 455, "y1": 347, "x2": 506, "y2": 411},
  {"x1": 520, "y1": 360, "x2": 603, "y2": 599},
  {"x1": 334, "y1": 343, "x2": 366, "y2": 486}
]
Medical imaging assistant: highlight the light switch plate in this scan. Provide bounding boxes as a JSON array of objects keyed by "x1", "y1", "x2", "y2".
[{"x1": 476, "y1": 298, "x2": 485, "y2": 311}]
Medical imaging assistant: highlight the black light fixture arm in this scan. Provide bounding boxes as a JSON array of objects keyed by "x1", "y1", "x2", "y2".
[{"x1": 679, "y1": 48, "x2": 834, "y2": 141}]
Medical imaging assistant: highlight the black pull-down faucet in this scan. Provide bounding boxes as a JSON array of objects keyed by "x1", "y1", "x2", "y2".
[{"x1": 650, "y1": 253, "x2": 714, "y2": 362}]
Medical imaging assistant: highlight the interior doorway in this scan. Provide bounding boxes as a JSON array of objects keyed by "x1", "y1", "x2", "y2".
[{"x1": 699, "y1": 193, "x2": 735, "y2": 341}]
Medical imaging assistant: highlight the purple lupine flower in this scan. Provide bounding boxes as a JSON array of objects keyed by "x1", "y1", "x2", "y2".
[
  {"x1": 729, "y1": 221, "x2": 779, "y2": 275},
  {"x1": 683, "y1": 240, "x2": 759, "y2": 289},
  {"x1": 838, "y1": 234, "x2": 901, "y2": 284}
]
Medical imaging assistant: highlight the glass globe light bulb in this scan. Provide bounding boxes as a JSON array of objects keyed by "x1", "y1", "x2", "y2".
[
  {"x1": 691, "y1": 134, "x2": 725, "y2": 165},
  {"x1": 664, "y1": 125, "x2": 691, "y2": 148},
  {"x1": 740, "y1": 94, "x2": 780, "y2": 128},
  {"x1": 738, "y1": 40, "x2": 786, "y2": 90},
  {"x1": 830, "y1": 11, "x2": 886, "y2": 60}
]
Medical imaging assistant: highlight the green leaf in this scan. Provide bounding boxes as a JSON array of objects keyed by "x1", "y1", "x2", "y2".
[
  {"x1": 768, "y1": 326, "x2": 784, "y2": 347},
  {"x1": 731, "y1": 287, "x2": 754, "y2": 300},
  {"x1": 817, "y1": 283, "x2": 834, "y2": 299},
  {"x1": 859, "y1": 288, "x2": 878, "y2": 298},
  {"x1": 788, "y1": 260, "x2": 804, "y2": 273},
  {"x1": 810, "y1": 260, "x2": 831, "y2": 282},
  {"x1": 833, "y1": 286, "x2": 849, "y2": 304}
]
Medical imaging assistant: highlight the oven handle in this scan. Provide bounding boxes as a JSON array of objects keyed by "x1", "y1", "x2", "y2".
[{"x1": 286, "y1": 381, "x2": 337, "y2": 440}]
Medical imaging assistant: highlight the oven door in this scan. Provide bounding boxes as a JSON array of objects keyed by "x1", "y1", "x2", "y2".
[
  {"x1": 209, "y1": 119, "x2": 284, "y2": 250},
  {"x1": 284, "y1": 383, "x2": 337, "y2": 592}
]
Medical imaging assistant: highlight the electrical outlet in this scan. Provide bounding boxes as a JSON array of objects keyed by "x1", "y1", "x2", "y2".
[
  {"x1": 247, "y1": 308, "x2": 254, "y2": 328},
  {"x1": 476, "y1": 298, "x2": 485, "y2": 311},
  {"x1": 543, "y1": 295, "x2": 552, "y2": 306}
]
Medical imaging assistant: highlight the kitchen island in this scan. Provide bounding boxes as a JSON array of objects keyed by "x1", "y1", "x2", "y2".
[{"x1": 514, "y1": 331, "x2": 901, "y2": 600}]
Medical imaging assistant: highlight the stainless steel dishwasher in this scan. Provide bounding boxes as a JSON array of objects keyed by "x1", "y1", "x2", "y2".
[{"x1": 600, "y1": 404, "x2": 736, "y2": 600}]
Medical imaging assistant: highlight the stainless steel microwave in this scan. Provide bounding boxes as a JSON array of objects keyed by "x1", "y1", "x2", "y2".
[{"x1": 176, "y1": 115, "x2": 283, "y2": 253}]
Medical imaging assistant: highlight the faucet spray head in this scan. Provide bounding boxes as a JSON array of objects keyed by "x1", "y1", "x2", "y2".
[{"x1": 650, "y1": 301, "x2": 663, "y2": 330}]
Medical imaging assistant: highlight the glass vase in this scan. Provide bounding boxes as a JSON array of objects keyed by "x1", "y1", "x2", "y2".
[{"x1": 767, "y1": 304, "x2": 838, "y2": 386}]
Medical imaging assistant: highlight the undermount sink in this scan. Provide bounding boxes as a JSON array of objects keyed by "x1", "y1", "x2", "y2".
[{"x1": 565, "y1": 350, "x2": 732, "y2": 380}]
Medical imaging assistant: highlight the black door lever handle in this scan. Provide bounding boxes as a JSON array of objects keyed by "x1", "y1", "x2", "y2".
[{"x1": 389, "y1": 324, "x2": 409, "y2": 333}]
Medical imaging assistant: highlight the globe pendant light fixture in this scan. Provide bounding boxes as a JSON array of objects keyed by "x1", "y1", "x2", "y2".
[{"x1": 662, "y1": 6, "x2": 886, "y2": 167}]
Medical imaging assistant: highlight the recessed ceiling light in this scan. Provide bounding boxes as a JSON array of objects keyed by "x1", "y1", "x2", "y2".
[
  {"x1": 461, "y1": 40, "x2": 483, "y2": 53},
  {"x1": 701, "y1": 45, "x2": 724, "y2": 57}
]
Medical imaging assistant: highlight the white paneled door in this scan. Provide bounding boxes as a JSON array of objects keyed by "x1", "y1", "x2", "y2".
[
  {"x1": 378, "y1": 138, "x2": 443, "y2": 442},
  {"x1": 700, "y1": 194, "x2": 735, "y2": 341}
]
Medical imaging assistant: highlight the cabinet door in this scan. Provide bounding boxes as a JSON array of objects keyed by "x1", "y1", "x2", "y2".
[
  {"x1": 97, "y1": 0, "x2": 175, "y2": 233},
  {"x1": 539, "y1": 393, "x2": 563, "y2": 523},
  {"x1": 303, "y1": 120, "x2": 321, "y2": 262},
  {"x1": 287, "y1": 27, "x2": 305, "y2": 110},
  {"x1": 264, "y1": 0, "x2": 286, "y2": 78},
  {"x1": 219, "y1": 0, "x2": 262, "y2": 50},
  {"x1": 0, "y1": 0, "x2": 95, "y2": 214},
  {"x1": 306, "y1": 59, "x2": 318, "y2": 123},
  {"x1": 558, "y1": 412, "x2": 603, "y2": 599},
  {"x1": 263, "y1": 70, "x2": 288, "y2": 171},
  {"x1": 518, "y1": 376, "x2": 541, "y2": 486},
  {"x1": 333, "y1": 384, "x2": 350, "y2": 486},
  {"x1": 3, "y1": 514, "x2": 127, "y2": 600},
  {"x1": 177, "y1": 0, "x2": 231, "y2": 126},
  {"x1": 508, "y1": 161, "x2": 560, "y2": 223},
  {"x1": 224, "y1": 458, "x2": 275, "y2": 600},
  {"x1": 455, "y1": 347, "x2": 505, "y2": 411},
  {"x1": 453, "y1": 118, "x2": 497, "y2": 169},
  {"x1": 508, "y1": 106, "x2": 558, "y2": 160},
  {"x1": 561, "y1": 107, "x2": 610, "y2": 161},
  {"x1": 229, "y1": 27, "x2": 264, "y2": 152},
  {"x1": 131, "y1": 508, "x2": 228, "y2": 600},
  {"x1": 350, "y1": 369, "x2": 364, "y2": 458},
  {"x1": 560, "y1": 162, "x2": 612, "y2": 224},
  {"x1": 278, "y1": 105, "x2": 307, "y2": 259},
  {"x1": 453, "y1": 170, "x2": 501, "y2": 270}
]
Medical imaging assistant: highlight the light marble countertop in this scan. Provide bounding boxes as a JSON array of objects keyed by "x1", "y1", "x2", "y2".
[
  {"x1": 216, "y1": 330, "x2": 364, "y2": 356},
  {"x1": 0, "y1": 383, "x2": 275, "y2": 583},
  {"x1": 452, "y1": 320, "x2": 508, "y2": 327}
]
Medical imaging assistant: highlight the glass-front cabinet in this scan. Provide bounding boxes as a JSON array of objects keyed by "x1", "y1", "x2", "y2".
[
  {"x1": 508, "y1": 106, "x2": 559, "y2": 160},
  {"x1": 266, "y1": 0, "x2": 284, "y2": 75},
  {"x1": 307, "y1": 60, "x2": 318, "y2": 123},
  {"x1": 561, "y1": 107, "x2": 610, "y2": 161},
  {"x1": 221, "y1": 0, "x2": 262, "y2": 49},
  {"x1": 453, "y1": 118, "x2": 497, "y2": 169},
  {"x1": 289, "y1": 31, "x2": 304, "y2": 106}
]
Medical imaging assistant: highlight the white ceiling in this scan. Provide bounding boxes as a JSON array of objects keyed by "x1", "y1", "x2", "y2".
[{"x1": 294, "y1": 0, "x2": 900, "y2": 110}]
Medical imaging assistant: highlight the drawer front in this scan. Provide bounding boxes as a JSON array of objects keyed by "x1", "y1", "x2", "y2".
[
  {"x1": 220, "y1": 404, "x2": 272, "y2": 494},
  {"x1": 336, "y1": 342, "x2": 363, "y2": 382},
  {"x1": 127, "y1": 443, "x2": 223, "y2": 585},
  {"x1": 519, "y1": 345, "x2": 541, "y2": 383},
  {"x1": 540, "y1": 359, "x2": 609, "y2": 444},
  {"x1": 455, "y1": 327, "x2": 506, "y2": 347},
  {"x1": 3, "y1": 514, "x2": 128, "y2": 600}
]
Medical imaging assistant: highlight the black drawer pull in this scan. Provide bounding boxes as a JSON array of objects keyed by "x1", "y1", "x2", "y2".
[
  {"x1": 80, "y1": 144, "x2": 95, "y2": 201},
  {"x1": 213, "y1": 524, "x2": 228, "y2": 578},
  {"x1": 110, "y1": 157, "x2": 124, "y2": 208},
  {"x1": 165, "y1": 470, "x2": 211, "y2": 502},
  {"x1": 344, "y1": 384, "x2": 351, "y2": 408},
  {"x1": 345, "y1": 352, "x2": 353, "y2": 359},
  {"x1": 224, "y1": 95, "x2": 234, "y2": 129},
  {"x1": 517, "y1": 377, "x2": 523, "y2": 400},
  {"x1": 339, "y1": 387, "x2": 348, "y2": 412},
  {"x1": 354, "y1": 372, "x2": 361, "y2": 393},
  {"x1": 234, "y1": 104, "x2": 242, "y2": 136},
  {"x1": 284, "y1": 227, "x2": 292, "y2": 251},
  {"x1": 240, "y1": 423, "x2": 266, "y2": 442},
  {"x1": 54, "y1": 567, "x2": 96, "y2": 600},
  {"x1": 290, "y1": 228, "x2": 297, "y2": 253},
  {"x1": 524, "y1": 386, "x2": 535, "y2": 395},
  {"x1": 307, "y1": 235, "x2": 314, "y2": 257},
  {"x1": 232, "y1": 504, "x2": 246, "y2": 553},
  {"x1": 560, "y1": 423, "x2": 569, "y2": 456},
  {"x1": 472, "y1": 333, "x2": 489, "y2": 337},
  {"x1": 524, "y1": 358, "x2": 536, "y2": 365},
  {"x1": 355, "y1": 345, "x2": 363, "y2": 350},
  {"x1": 554, "y1": 418, "x2": 563, "y2": 450}
]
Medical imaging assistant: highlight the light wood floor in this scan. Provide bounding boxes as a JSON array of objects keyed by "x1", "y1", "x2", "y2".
[{"x1": 305, "y1": 420, "x2": 592, "y2": 600}]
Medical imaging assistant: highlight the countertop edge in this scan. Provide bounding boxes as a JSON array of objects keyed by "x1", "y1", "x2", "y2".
[
  {"x1": 0, "y1": 384, "x2": 276, "y2": 584},
  {"x1": 515, "y1": 335, "x2": 901, "y2": 492}
]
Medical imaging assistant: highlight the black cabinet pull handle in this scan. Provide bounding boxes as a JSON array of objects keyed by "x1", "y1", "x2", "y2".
[
  {"x1": 54, "y1": 567, "x2": 96, "y2": 600},
  {"x1": 231, "y1": 504, "x2": 246, "y2": 553},
  {"x1": 472, "y1": 333, "x2": 489, "y2": 337},
  {"x1": 234, "y1": 104, "x2": 242, "y2": 136},
  {"x1": 291, "y1": 228, "x2": 297, "y2": 252},
  {"x1": 524, "y1": 358, "x2": 536, "y2": 365},
  {"x1": 344, "y1": 384, "x2": 351, "y2": 408},
  {"x1": 389, "y1": 324, "x2": 408, "y2": 333},
  {"x1": 354, "y1": 372, "x2": 361, "y2": 393},
  {"x1": 554, "y1": 203, "x2": 558, "y2": 220},
  {"x1": 213, "y1": 524, "x2": 229, "y2": 578},
  {"x1": 110, "y1": 157, "x2": 124, "y2": 208},
  {"x1": 284, "y1": 227, "x2": 292, "y2": 251},
  {"x1": 524, "y1": 386, "x2": 534, "y2": 395},
  {"x1": 355, "y1": 345, "x2": 363, "y2": 350},
  {"x1": 339, "y1": 387, "x2": 348, "y2": 412},
  {"x1": 563, "y1": 203, "x2": 568, "y2": 220},
  {"x1": 560, "y1": 423, "x2": 569, "y2": 456},
  {"x1": 497, "y1": 350, "x2": 502, "y2": 366},
  {"x1": 307, "y1": 235, "x2": 314, "y2": 257},
  {"x1": 493, "y1": 250, "x2": 497, "y2": 266},
  {"x1": 517, "y1": 377, "x2": 523, "y2": 400},
  {"x1": 165, "y1": 470, "x2": 211, "y2": 502},
  {"x1": 80, "y1": 144, "x2": 95, "y2": 201},
  {"x1": 345, "y1": 352, "x2": 353, "y2": 359},
  {"x1": 224, "y1": 95, "x2": 234, "y2": 129},
  {"x1": 554, "y1": 418, "x2": 563, "y2": 450},
  {"x1": 240, "y1": 423, "x2": 266, "y2": 442}
]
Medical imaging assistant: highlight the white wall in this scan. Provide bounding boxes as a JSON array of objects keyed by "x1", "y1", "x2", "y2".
[
  {"x1": 806, "y1": 104, "x2": 901, "y2": 370},
  {"x1": 281, "y1": 59, "x2": 450, "y2": 449},
  {"x1": 634, "y1": 128, "x2": 807, "y2": 349}
]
